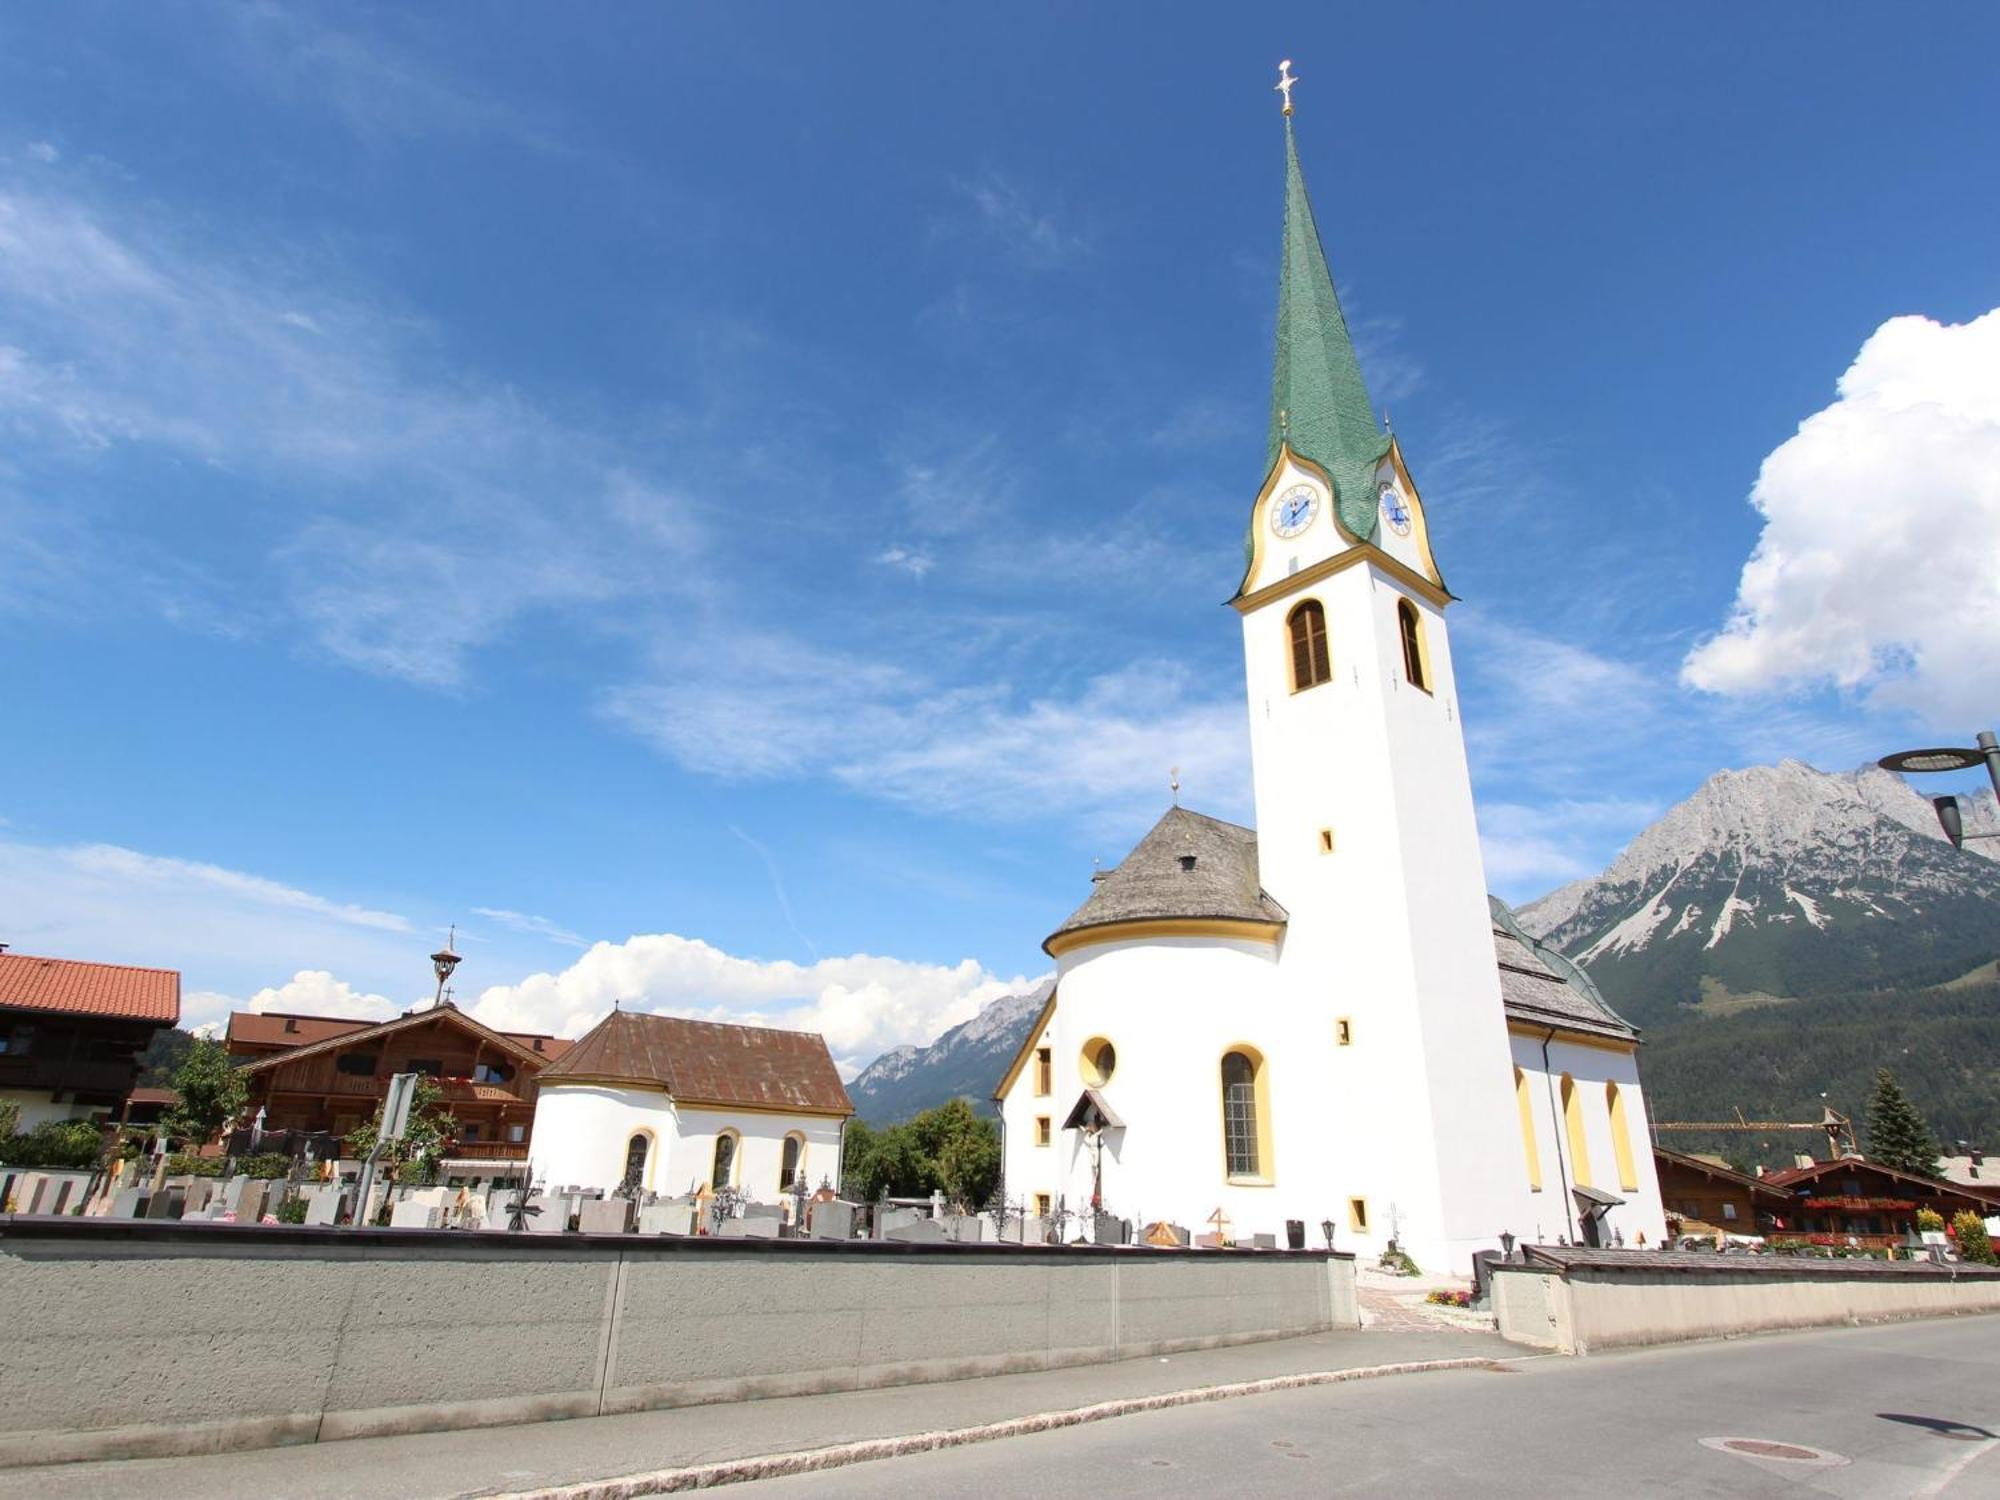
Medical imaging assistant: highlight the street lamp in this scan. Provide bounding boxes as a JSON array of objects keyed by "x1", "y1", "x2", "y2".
[
  {"x1": 1320, "y1": 1217, "x2": 1336, "y2": 1250},
  {"x1": 1879, "y1": 732, "x2": 2000, "y2": 849},
  {"x1": 430, "y1": 926, "x2": 462, "y2": 1009}
]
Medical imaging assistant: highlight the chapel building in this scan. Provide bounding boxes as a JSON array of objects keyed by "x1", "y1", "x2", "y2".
[
  {"x1": 995, "y1": 93, "x2": 1668, "y2": 1270},
  {"x1": 527, "y1": 1009, "x2": 852, "y2": 1201}
]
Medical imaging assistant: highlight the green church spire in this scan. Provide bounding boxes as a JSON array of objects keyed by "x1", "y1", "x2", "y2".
[{"x1": 1268, "y1": 115, "x2": 1390, "y2": 539}]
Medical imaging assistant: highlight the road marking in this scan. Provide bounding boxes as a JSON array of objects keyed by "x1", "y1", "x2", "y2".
[{"x1": 1911, "y1": 1439, "x2": 2000, "y2": 1499}]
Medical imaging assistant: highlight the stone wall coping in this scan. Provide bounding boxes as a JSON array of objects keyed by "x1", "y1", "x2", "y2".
[
  {"x1": 1498, "y1": 1246, "x2": 2000, "y2": 1280},
  {"x1": 0, "y1": 1214, "x2": 1351, "y2": 1262}
]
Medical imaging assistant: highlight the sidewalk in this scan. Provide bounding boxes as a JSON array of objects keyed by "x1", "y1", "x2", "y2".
[{"x1": 0, "y1": 1326, "x2": 1520, "y2": 1500}]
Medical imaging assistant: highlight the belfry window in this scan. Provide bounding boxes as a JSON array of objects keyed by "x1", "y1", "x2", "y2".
[
  {"x1": 1397, "y1": 598, "x2": 1429, "y2": 691},
  {"x1": 1222, "y1": 1050, "x2": 1262, "y2": 1179},
  {"x1": 1287, "y1": 599, "x2": 1331, "y2": 691}
]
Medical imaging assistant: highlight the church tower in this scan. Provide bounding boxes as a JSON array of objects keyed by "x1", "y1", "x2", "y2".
[{"x1": 1234, "y1": 93, "x2": 1529, "y2": 1266}]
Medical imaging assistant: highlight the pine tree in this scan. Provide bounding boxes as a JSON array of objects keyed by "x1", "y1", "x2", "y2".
[{"x1": 1865, "y1": 1067, "x2": 1941, "y2": 1178}]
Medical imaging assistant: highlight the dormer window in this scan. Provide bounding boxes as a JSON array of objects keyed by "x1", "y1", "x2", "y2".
[{"x1": 1287, "y1": 600, "x2": 1331, "y2": 691}]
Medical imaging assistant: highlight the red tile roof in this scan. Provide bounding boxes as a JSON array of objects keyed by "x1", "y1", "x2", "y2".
[
  {"x1": 125, "y1": 1086, "x2": 179, "y2": 1105},
  {"x1": 540, "y1": 1009, "x2": 852, "y2": 1116},
  {"x1": 0, "y1": 952, "x2": 179, "y2": 1025}
]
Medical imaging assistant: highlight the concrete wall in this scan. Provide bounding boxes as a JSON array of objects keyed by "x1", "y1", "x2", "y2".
[
  {"x1": 0, "y1": 1219, "x2": 1356, "y2": 1467},
  {"x1": 1493, "y1": 1254, "x2": 2000, "y2": 1355}
]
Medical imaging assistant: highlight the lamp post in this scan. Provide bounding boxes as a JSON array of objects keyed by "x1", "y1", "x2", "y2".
[
  {"x1": 430, "y1": 927, "x2": 462, "y2": 1010},
  {"x1": 1320, "y1": 1217, "x2": 1336, "y2": 1250},
  {"x1": 1878, "y1": 732, "x2": 2000, "y2": 849}
]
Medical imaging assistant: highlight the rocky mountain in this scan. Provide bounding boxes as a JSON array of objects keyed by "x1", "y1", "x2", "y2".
[
  {"x1": 846, "y1": 980, "x2": 1053, "y2": 1124},
  {"x1": 1517, "y1": 761, "x2": 2000, "y2": 1030}
]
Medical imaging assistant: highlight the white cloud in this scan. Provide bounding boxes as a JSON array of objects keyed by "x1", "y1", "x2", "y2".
[
  {"x1": 24, "y1": 142, "x2": 58, "y2": 164},
  {"x1": 61, "y1": 843, "x2": 410, "y2": 932},
  {"x1": 875, "y1": 544, "x2": 935, "y2": 578},
  {"x1": 473, "y1": 907, "x2": 587, "y2": 949},
  {"x1": 1684, "y1": 308, "x2": 2000, "y2": 727},
  {"x1": 605, "y1": 646, "x2": 1247, "y2": 835},
  {"x1": 0, "y1": 180, "x2": 704, "y2": 686},
  {"x1": 947, "y1": 172, "x2": 1089, "y2": 270},
  {"x1": 241, "y1": 970, "x2": 398, "y2": 1023},
  {"x1": 468, "y1": 934, "x2": 1043, "y2": 1076}
]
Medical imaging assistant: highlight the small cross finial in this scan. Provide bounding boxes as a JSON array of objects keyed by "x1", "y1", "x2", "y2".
[
  {"x1": 1275, "y1": 59, "x2": 1298, "y2": 116},
  {"x1": 1170, "y1": 766, "x2": 1181, "y2": 804}
]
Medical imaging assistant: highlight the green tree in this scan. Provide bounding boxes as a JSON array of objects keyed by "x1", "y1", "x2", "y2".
[
  {"x1": 162, "y1": 1039, "x2": 247, "y2": 1149},
  {"x1": 915, "y1": 1098, "x2": 1002, "y2": 1209},
  {"x1": 841, "y1": 1099, "x2": 1001, "y2": 1207},
  {"x1": 0, "y1": 1098, "x2": 19, "y2": 1142},
  {"x1": 344, "y1": 1076, "x2": 459, "y2": 1184},
  {"x1": 1865, "y1": 1067, "x2": 1941, "y2": 1178},
  {"x1": 1952, "y1": 1210, "x2": 1997, "y2": 1266}
]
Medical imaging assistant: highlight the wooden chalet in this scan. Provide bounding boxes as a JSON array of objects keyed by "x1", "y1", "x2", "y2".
[
  {"x1": 229, "y1": 1004, "x2": 570, "y2": 1163},
  {"x1": 1760, "y1": 1157, "x2": 2000, "y2": 1249},
  {"x1": 0, "y1": 951, "x2": 179, "y2": 1127},
  {"x1": 1654, "y1": 1147, "x2": 1791, "y2": 1239}
]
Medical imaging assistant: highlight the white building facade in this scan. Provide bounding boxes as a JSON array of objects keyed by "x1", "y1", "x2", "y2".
[
  {"x1": 995, "y1": 104, "x2": 1666, "y2": 1270},
  {"x1": 529, "y1": 1010, "x2": 850, "y2": 1202}
]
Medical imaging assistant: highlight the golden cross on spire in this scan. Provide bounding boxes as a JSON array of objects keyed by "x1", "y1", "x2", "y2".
[{"x1": 1275, "y1": 58, "x2": 1298, "y2": 116}]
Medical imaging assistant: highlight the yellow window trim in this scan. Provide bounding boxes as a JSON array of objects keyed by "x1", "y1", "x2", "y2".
[
  {"x1": 1034, "y1": 1115, "x2": 1052, "y2": 1147},
  {"x1": 1607, "y1": 1081, "x2": 1640, "y2": 1192},
  {"x1": 1514, "y1": 1066, "x2": 1542, "y2": 1191},
  {"x1": 1561, "y1": 1074, "x2": 1593, "y2": 1190},
  {"x1": 1348, "y1": 1197, "x2": 1370, "y2": 1233},
  {"x1": 991, "y1": 990, "x2": 1061, "y2": 1101},
  {"x1": 1217, "y1": 1042, "x2": 1275, "y2": 1186}
]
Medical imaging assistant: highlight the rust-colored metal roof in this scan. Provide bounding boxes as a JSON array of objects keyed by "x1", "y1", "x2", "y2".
[
  {"x1": 0, "y1": 951, "x2": 179, "y2": 1025},
  {"x1": 540, "y1": 1009, "x2": 852, "y2": 1116}
]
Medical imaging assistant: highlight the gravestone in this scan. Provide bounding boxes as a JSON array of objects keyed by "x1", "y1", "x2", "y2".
[
  {"x1": 639, "y1": 1201, "x2": 698, "y2": 1236},
  {"x1": 1144, "y1": 1221, "x2": 1190, "y2": 1248},
  {"x1": 742, "y1": 1201, "x2": 784, "y2": 1221},
  {"x1": 944, "y1": 1215, "x2": 987, "y2": 1244},
  {"x1": 1193, "y1": 1232, "x2": 1226, "y2": 1249},
  {"x1": 145, "y1": 1187, "x2": 186, "y2": 1221},
  {"x1": 809, "y1": 1199, "x2": 856, "y2": 1241},
  {"x1": 389, "y1": 1200, "x2": 439, "y2": 1229},
  {"x1": 1018, "y1": 1215, "x2": 1048, "y2": 1245},
  {"x1": 238, "y1": 1181, "x2": 272, "y2": 1223},
  {"x1": 183, "y1": 1180, "x2": 216, "y2": 1215},
  {"x1": 485, "y1": 1190, "x2": 523, "y2": 1229},
  {"x1": 524, "y1": 1193, "x2": 566, "y2": 1233},
  {"x1": 13, "y1": 1175, "x2": 46, "y2": 1215},
  {"x1": 886, "y1": 1217, "x2": 948, "y2": 1244},
  {"x1": 303, "y1": 1185, "x2": 342, "y2": 1226},
  {"x1": 578, "y1": 1198, "x2": 635, "y2": 1235},
  {"x1": 1249, "y1": 1232, "x2": 1277, "y2": 1251},
  {"x1": 1092, "y1": 1214, "x2": 1129, "y2": 1247},
  {"x1": 108, "y1": 1187, "x2": 147, "y2": 1219},
  {"x1": 877, "y1": 1207, "x2": 923, "y2": 1239}
]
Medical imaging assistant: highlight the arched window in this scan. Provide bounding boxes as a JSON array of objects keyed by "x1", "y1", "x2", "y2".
[
  {"x1": 1221, "y1": 1049, "x2": 1265, "y2": 1180},
  {"x1": 1514, "y1": 1066, "x2": 1542, "y2": 1191},
  {"x1": 779, "y1": 1133, "x2": 804, "y2": 1193},
  {"x1": 1607, "y1": 1082, "x2": 1639, "y2": 1191},
  {"x1": 1397, "y1": 598, "x2": 1429, "y2": 691},
  {"x1": 1286, "y1": 600, "x2": 1331, "y2": 691},
  {"x1": 621, "y1": 1132, "x2": 651, "y2": 1193},
  {"x1": 711, "y1": 1130, "x2": 738, "y2": 1189},
  {"x1": 1560, "y1": 1074, "x2": 1592, "y2": 1188},
  {"x1": 1080, "y1": 1037, "x2": 1117, "y2": 1086}
]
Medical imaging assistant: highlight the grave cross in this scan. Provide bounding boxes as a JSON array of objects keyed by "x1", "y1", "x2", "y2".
[{"x1": 1207, "y1": 1206, "x2": 1231, "y2": 1241}]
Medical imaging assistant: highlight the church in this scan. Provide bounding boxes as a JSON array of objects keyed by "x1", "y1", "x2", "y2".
[{"x1": 995, "y1": 75, "x2": 1666, "y2": 1272}]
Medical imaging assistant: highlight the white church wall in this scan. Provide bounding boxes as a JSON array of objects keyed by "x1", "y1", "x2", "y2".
[
  {"x1": 1510, "y1": 1032, "x2": 1668, "y2": 1250},
  {"x1": 665, "y1": 1106, "x2": 842, "y2": 1206},
  {"x1": 1238, "y1": 544, "x2": 1533, "y2": 1271},
  {"x1": 529, "y1": 1083, "x2": 678, "y2": 1194}
]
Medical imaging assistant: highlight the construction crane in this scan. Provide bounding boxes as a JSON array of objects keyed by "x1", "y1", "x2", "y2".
[{"x1": 1652, "y1": 1105, "x2": 1854, "y2": 1160}]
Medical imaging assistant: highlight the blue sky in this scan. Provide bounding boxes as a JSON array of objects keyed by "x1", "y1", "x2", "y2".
[{"x1": 3, "y1": 5, "x2": 1997, "y2": 1065}]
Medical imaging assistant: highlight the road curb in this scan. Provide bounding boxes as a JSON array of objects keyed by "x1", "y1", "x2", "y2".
[{"x1": 491, "y1": 1356, "x2": 1505, "y2": 1498}]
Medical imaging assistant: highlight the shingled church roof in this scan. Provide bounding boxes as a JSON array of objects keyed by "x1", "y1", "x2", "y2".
[
  {"x1": 1045, "y1": 807, "x2": 1289, "y2": 954},
  {"x1": 1045, "y1": 806, "x2": 1634, "y2": 1044}
]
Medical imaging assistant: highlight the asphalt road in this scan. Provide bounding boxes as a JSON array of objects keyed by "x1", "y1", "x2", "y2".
[{"x1": 733, "y1": 1318, "x2": 2000, "y2": 1498}]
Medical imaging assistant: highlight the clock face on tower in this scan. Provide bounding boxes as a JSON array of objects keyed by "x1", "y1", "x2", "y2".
[
  {"x1": 1379, "y1": 482, "x2": 1413, "y2": 537},
  {"x1": 1270, "y1": 482, "x2": 1320, "y2": 539}
]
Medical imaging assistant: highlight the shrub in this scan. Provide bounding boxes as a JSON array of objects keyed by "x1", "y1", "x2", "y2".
[
  {"x1": 1952, "y1": 1211, "x2": 1998, "y2": 1266},
  {"x1": 3, "y1": 1120, "x2": 105, "y2": 1169},
  {"x1": 166, "y1": 1153, "x2": 228, "y2": 1178},
  {"x1": 236, "y1": 1153, "x2": 293, "y2": 1180},
  {"x1": 1916, "y1": 1207, "x2": 1947, "y2": 1233},
  {"x1": 272, "y1": 1194, "x2": 309, "y2": 1225}
]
